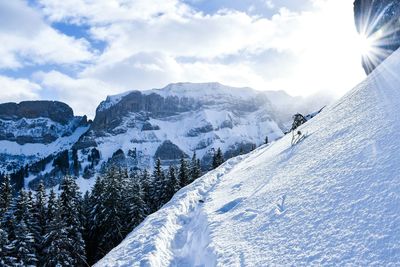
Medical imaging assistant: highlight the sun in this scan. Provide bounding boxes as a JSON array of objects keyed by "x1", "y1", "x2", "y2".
[{"x1": 357, "y1": 34, "x2": 374, "y2": 56}]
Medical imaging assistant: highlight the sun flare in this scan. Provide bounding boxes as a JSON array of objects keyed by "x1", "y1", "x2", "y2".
[{"x1": 357, "y1": 34, "x2": 374, "y2": 56}]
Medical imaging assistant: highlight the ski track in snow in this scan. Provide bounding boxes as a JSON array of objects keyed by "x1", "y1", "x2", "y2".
[{"x1": 97, "y1": 49, "x2": 400, "y2": 266}]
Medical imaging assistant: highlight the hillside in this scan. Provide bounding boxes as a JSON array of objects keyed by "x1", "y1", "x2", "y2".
[{"x1": 96, "y1": 48, "x2": 400, "y2": 266}]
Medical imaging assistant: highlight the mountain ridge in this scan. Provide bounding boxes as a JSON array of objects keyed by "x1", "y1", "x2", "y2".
[{"x1": 0, "y1": 82, "x2": 326, "y2": 192}]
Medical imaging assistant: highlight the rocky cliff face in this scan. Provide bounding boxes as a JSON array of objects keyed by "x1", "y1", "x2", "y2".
[
  {"x1": 0, "y1": 100, "x2": 89, "y2": 174},
  {"x1": 0, "y1": 101, "x2": 87, "y2": 145},
  {"x1": 0, "y1": 101, "x2": 74, "y2": 124},
  {"x1": 354, "y1": 0, "x2": 400, "y2": 74}
]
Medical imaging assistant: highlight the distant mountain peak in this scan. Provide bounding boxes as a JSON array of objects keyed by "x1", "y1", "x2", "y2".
[{"x1": 98, "y1": 82, "x2": 262, "y2": 113}]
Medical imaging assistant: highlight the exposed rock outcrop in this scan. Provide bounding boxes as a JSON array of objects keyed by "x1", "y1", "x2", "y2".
[
  {"x1": 0, "y1": 101, "x2": 74, "y2": 124},
  {"x1": 155, "y1": 140, "x2": 188, "y2": 160}
]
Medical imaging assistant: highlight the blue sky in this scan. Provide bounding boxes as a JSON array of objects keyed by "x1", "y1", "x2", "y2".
[
  {"x1": 0, "y1": 0, "x2": 365, "y2": 117},
  {"x1": 183, "y1": 0, "x2": 312, "y2": 16}
]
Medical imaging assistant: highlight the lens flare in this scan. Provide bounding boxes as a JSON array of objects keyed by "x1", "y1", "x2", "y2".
[
  {"x1": 358, "y1": 34, "x2": 374, "y2": 56},
  {"x1": 354, "y1": 0, "x2": 400, "y2": 74}
]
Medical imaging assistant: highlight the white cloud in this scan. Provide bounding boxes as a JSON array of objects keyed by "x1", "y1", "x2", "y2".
[
  {"x1": 81, "y1": 52, "x2": 182, "y2": 91},
  {"x1": 88, "y1": 10, "x2": 275, "y2": 64},
  {"x1": 0, "y1": 0, "x2": 367, "y2": 117},
  {"x1": 37, "y1": 0, "x2": 190, "y2": 24},
  {"x1": 33, "y1": 71, "x2": 122, "y2": 118},
  {"x1": 0, "y1": 76, "x2": 41, "y2": 102},
  {"x1": 77, "y1": 0, "x2": 365, "y2": 97},
  {"x1": 0, "y1": 0, "x2": 94, "y2": 69},
  {"x1": 264, "y1": 0, "x2": 275, "y2": 9}
]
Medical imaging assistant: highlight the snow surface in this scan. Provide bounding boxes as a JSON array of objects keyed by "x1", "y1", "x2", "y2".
[
  {"x1": 0, "y1": 126, "x2": 88, "y2": 158},
  {"x1": 96, "y1": 49, "x2": 400, "y2": 266}
]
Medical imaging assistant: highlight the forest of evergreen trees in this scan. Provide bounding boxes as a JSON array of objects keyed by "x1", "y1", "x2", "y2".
[{"x1": 0, "y1": 151, "x2": 225, "y2": 266}]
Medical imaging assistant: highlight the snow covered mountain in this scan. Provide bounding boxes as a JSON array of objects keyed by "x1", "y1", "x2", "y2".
[
  {"x1": 0, "y1": 83, "x2": 324, "y2": 191},
  {"x1": 74, "y1": 82, "x2": 285, "y2": 175},
  {"x1": 0, "y1": 101, "x2": 89, "y2": 174},
  {"x1": 95, "y1": 48, "x2": 400, "y2": 265}
]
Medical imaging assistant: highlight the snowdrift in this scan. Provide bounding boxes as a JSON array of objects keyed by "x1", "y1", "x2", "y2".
[{"x1": 96, "y1": 49, "x2": 400, "y2": 266}]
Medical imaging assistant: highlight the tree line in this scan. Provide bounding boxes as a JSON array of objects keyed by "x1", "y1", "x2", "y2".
[{"x1": 0, "y1": 151, "x2": 225, "y2": 266}]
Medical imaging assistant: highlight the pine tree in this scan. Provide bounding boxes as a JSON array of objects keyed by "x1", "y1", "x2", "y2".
[
  {"x1": 265, "y1": 136, "x2": 269, "y2": 144},
  {"x1": 178, "y1": 156, "x2": 189, "y2": 188},
  {"x1": 196, "y1": 159, "x2": 201, "y2": 177},
  {"x1": 140, "y1": 169, "x2": 152, "y2": 215},
  {"x1": 212, "y1": 148, "x2": 224, "y2": 169},
  {"x1": 46, "y1": 189, "x2": 57, "y2": 224},
  {"x1": 59, "y1": 176, "x2": 86, "y2": 266},
  {"x1": 33, "y1": 182, "x2": 47, "y2": 265},
  {"x1": 11, "y1": 189, "x2": 37, "y2": 266},
  {"x1": 126, "y1": 178, "x2": 146, "y2": 231},
  {"x1": 190, "y1": 152, "x2": 201, "y2": 183},
  {"x1": 14, "y1": 189, "x2": 30, "y2": 223},
  {"x1": 165, "y1": 165, "x2": 179, "y2": 201},
  {"x1": 0, "y1": 227, "x2": 7, "y2": 262},
  {"x1": 86, "y1": 176, "x2": 105, "y2": 264},
  {"x1": 43, "y1": 199, "x2": 75, "y2": 267},
  {"x1": 0, "y1": 175, "x2": 13, "y2": 216},
  {"x1": 2, "y1": 206, "x2": 17, "y2": 245},
  {"x1": 95, "y1": 167, "x2": 126, "y2": 261},
  {"x1": 1, "y1": 212, "x2": 17, "y2": 265},
  {"x1": 53, "y1": 150, "x2": 70, "y2": 175},
  {"x1": 0, "y1": 226, "x2": 14, "y2": 266},
  {"x1": 81, "y1": 191, "x2": 91, "y2": 246},
  {"x1": 151, "y1": 158, "x2": 165, "y2": 211},
  {"x1": 119, "y1": 168, "x2": 132, "y2": 235},
  {"x1": 72, "y1": 149, "x2": 80, "y2": 177},
  {"x1": 13, "y1": 219, "x2": 37, "y2": 266},
  {"x1": 10, "y1": 168, "x2": 25, "y2": 192},
  {"x1": 27, "y1": 190, "x2": 36, "y2": 231}
]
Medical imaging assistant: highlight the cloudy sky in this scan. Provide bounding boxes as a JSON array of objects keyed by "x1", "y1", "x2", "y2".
[{"x1": 0, "y1": 0, "x2": 366, "y2": 117}]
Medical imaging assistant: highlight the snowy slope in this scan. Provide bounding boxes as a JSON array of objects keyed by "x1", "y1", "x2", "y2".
[{"x1": 96, "y1": 49, "x2": 400, "y2": 266}]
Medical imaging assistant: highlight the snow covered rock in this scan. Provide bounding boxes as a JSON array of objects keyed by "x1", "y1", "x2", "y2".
[
  {"x1": 0, "y1": 101, "x2": 89, "y2": 174},
  {"x1": 75, "y1": 82, "x2": 285, "y2": 172},
  {"x1": 96, "y1": 48, "x2": 400, "y2": 266}
]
